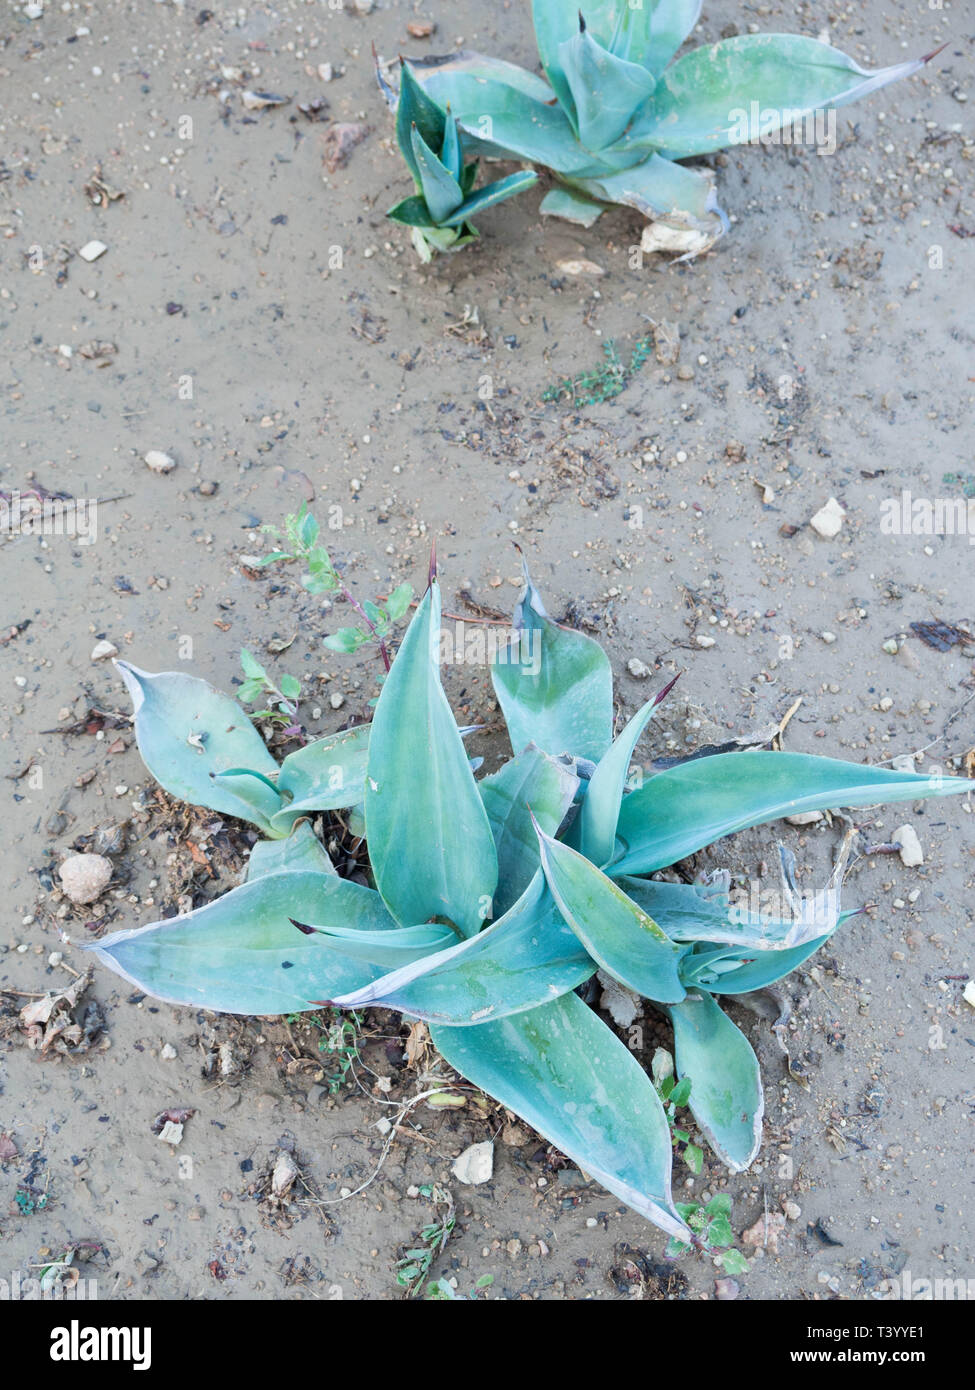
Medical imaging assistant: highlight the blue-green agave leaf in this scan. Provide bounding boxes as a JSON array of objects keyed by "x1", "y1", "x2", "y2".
[
  {"x1": 616, "y1": 841, "x2": 854, "y2": 953},
  {"x1": 681, "y1": 936, "x2": 831, "y2": 995},
  {"x1": 410, "y1": 125, "x2": 464, "y2": 222},
  {"x1": 664, "y1": 989, "x2": 763, "y2": 1171},
  {"x1": 409, "y1": 52, "x2": 588, "y2": 174},
  {"x1": 246, "y1": 821, "x2": 336, "y2": 881},
  {"x1": 387, "y1": 194, "x2": 438, "y2": 228},
  {"x1": 479, "y1": 746, "x2": 579, "y2": 916},
  {"x1": 396, "y1": 60, "x2": 447, "y2": 182},
  {"x1": 440, "y1": 109, "x2": 463, "y2": 181},
  {"x1": 365, "y1": 579, "x2": 498, "y2": 937},
  {"x1": 440, "y1": 168, "x2": 539, "y2": 227},
  {"x1": 272, "y1": 724, "x2": 369, "y2": 828},
  {"x1": 491, "y1": 557, "x2": 613, "y2": 762},
  {"x1": 331, "y1": 871, "x2": 594, "y2": 1024},
  {"x1": 640, "y1": 0, "x2": 702, "y2": 79},
  {"x1": 115, "y1": 661, "x2": 282, "y2": 834},
  {"x1": 539, "y1": 185, "x2": 606, "y2": 225},
  {"x1": 575, "y1": 674, "x2": 677, "y2": 868},
  {"x1": 299, "y1": 920, "x2": 456, "y2": 969},
  {"x1": 87, "y1": 871, "x2": 395, "y2": 1014},
  {"x1": 635, "y1": 34, "x2": 932, "y2": 159},
  {"x1": 536, "y1": 827, "x2": 686, "y2": 1004},
  {"x1": 533, "y1": 0, "x2": 701, "y2": 89},
  {"x1": 613, "y1": 751, "x2": 972, "y2": 876},
  {"x1": 566, "y1": 153, "x2": 725, "y2": 234},
  {"x1": 557, "y1": 24, "x2": 656, "y2": 151},
  {"x1": 431, "y1": 990, "x2": 690, "y2": 1238}
]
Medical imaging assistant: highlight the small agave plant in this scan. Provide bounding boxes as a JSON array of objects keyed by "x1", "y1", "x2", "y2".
[
  {"x1": 383, "y1": 61, "x2": 538, "y2": 261},
  {"x1": 402, "y1": 0, "x2": 941, "y2": 254},
  {"x1": 90, "y1": 559, "x2": 969, "y2": 1244}
]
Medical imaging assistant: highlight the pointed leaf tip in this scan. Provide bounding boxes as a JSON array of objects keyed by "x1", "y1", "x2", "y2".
[{"x1": 653, "y1": 670, "x2": 682, "y2": 706}]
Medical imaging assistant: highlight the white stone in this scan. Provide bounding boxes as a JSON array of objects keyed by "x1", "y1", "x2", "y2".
[
  {"x1": 78, "y1": 240, "x2": 107, "y2": 262},
  {"x1": 785, "y1": 810, "x2": 823, "y2": 826},
  {"x1": 156, "y1": 1121, "x2": 184, "y2": 1146},
  {"x1": 451, "y1": 1140, "x2": 494, "y2": 1186},
  {"x1": 59, "y1": 853, "x2": 112, "y2": 904},
  {"x1": 627, "y1": 658, "x2": 651, "y2": 679},
  {"x1": 963, "y1": 980, "x2": 975, "y2": 1009},
  {"x1": 820, "y1": 631, "x2": 837, "y2": 644},
  {"x1": 695, "y1": 634, "x2": 716, "y2": 648},
  {"x1": 809, "y1": 497, "x2": 845, "y2": 539},
  {"x1": 90, "y1": 639, "x2": 118, "y2": 662},
  {"x1": 160, "y1": 1043, "x2": 178, "y2": 1060},
  {"x1": 329, "y1": 692, "x2": 345, "y2": 710},
  {"x1": 895, "y1": 824, "x2": 924, "y2": 867},
  {"x1": 641, "y1": 220, "x2": 718, "y2": 259},
  {"x1": 144, "y1": 450, "x2": 176, "y2": 473}
]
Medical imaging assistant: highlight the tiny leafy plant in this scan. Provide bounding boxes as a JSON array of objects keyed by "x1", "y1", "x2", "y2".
[
  {"x1": 666, "y1": 1194, "x2": 749, "y2": 1275},
  {"x1": 652, "y1": 1048, "x2": 702, "y2": 1176},
  {"x1": 381, "y1": 61, "x2": 538, "y2": 261},
  {"x1": 90, "y1": 554, "x2": 970, "y2": 1247},
  {"x1": 238, "y1": 648, "x2": 302, "y2": 728},
  {"x1": 284, "y1": 1007, "x2": 362, "y2": 1094},
  {"x1": 258, "y1": 504, "x2": 413, "y2": 670},
  {"x1": 400, "y1": 0, "x2": 941, "y2": 253},
  {"x1": 542, "y1": 333, "x2": 655, "y2": 406},
  {"x1": 394, "y1": 1186, "x2": 456, "y2": 1298}
]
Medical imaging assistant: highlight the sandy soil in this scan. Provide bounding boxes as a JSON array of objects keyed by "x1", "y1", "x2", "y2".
[{"x1": 1, "y1": 0, "x2": 973, "y2": 1301}]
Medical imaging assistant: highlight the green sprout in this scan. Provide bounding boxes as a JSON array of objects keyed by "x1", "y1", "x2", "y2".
[
  {"x1": 666, "y1": 1193, "x2": 749, "y2": 1276},
  {"x1": 256, "y1": 504, "x2": 413, "y2": 672},
  {"x1": 237, "y1": 648, "x2": 303, "y2": 727},
  {"x1": 394, "y1": 1186, "x2": 456, "y2": 1298}
]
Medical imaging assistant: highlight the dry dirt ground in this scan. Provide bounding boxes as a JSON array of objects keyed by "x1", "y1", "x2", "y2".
[{"x1": 1, "y1": 0, "x2": 973, "y2": 1301}]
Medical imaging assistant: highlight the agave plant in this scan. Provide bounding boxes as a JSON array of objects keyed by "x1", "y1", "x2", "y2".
[
  {"x1": 383, "y1": 61, "x2": 537, "y2": 261},
  {"x1": 402, "y1": 0, "x2": 940, "y2": 253},
  {"x1": 89, "y1": 560, "x2": 970, "y2": 1243}
]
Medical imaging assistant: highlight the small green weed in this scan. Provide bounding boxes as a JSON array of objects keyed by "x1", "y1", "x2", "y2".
[
  {"x1": 542, "y1": 334, "x2": 655, "y2": 407},
  {"x1": 395, "y1": 1185, "x2": 456, "y2": 1298},
  {"x1": 255, "y1": 504, "x2": 413, "y2": 671},
  {"x1": 237, "y1": 648, "x2": 303, "y2": 727},
  {"x1": 284, "y1": 1008, "x2": 363, "y2": 1095},
  {"x1": 665, "y1": 1193, "x2": 749, "y2": 1275}
]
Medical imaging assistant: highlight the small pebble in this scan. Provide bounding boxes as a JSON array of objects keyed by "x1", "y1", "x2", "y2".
[
  {"x1": 145, "y1": 450, "x2": 176, "y2": 474},
  {"x1": 451, "y1": 1140, "x2": 494, "y2": 1186},
  {"x1": 627, "y1": 657, "x2": 651, "y2": 679},
  {"x1": 895, "y1": 823, "x2": 923, "y2": 867},
  {"x1": 329, "y1": 692, "x2": 345, "y2": 710},
  {"x1": 78, "y1": 240, "x2": 108, "y2": 262},
  {"x1": 160, "y1": 1043, "x2": 178, "y2": 1060},
  {"x1": 90, "y1": 639, "x2": 118, "y2": 662},
  {"x1": 59, "y1": 853, "x2": 113, "y2": 904},
  {"x1": 809, "y1": 497, "x2": 845, "y2": 540}
]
